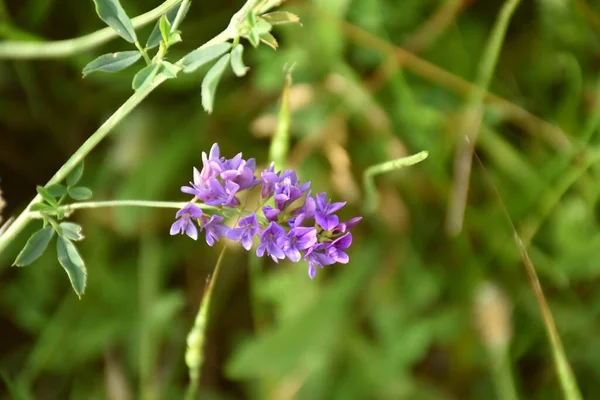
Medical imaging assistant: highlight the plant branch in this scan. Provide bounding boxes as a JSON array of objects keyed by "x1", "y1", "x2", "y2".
[
  {"x1": 0, "y1": 8, "x2": 244, "y2": 257},
  {"x1": 0, "y1": 0, "x2": 183, "y2": 59},
  {"x1": 363, "y1": 151, "x2": 429, "y2": 214}
]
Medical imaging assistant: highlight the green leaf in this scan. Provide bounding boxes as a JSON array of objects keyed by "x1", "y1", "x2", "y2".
[
  {"x1": 180, "y1": 43, "x2": 231, "y2": 73},
  {"x1": 162, "y1": 60, "x2": 180, "y2": 79},
  {"x1": 260, "y1": 32, "x2": 279, "y2": 50},
  {"x1": 13, "y1": 227, "x2": 55, "y2": 266},
  {"x1": 254, "y1": 19, "x2": 272, "y2": 35},
  {"x1": 56, "y1": 236, "x2": 87, "y2": 298},
  {"x1": 146, "y1": 2, "x2": 189, "y2": 49},
  {"x1": 159, "y1": 15, "x2": 171, "y2": 44},
  {"x1": 92, "y1": 0, "x2": 137, "y2": 43},
  {"x1": 82, "y1": 51, "x2": 141, "y2": 77},
  {"x1": 36, "y1": 186, "x2": 58, "y2": 207},
  {"x1": 246, "y1": 10, "x2": 257, "y2": 27},
  {"x1": 68, "y1": 187, "x2": 93, "y2": 201},
  {"x1": 247, "y1": 29, "x2": 260, "y2": 48},
  {"x1": 46, "y1": 183, "x2": 67, "y2": 198},
  {"x1": 30, "y1": 203, "x2": 56, "y2": 213},
  {"x1": 167, "y1": 31, "x2": 182, "y2": 46},
  {"x1": 59, "y1": 222, "x2": 85, "y2": 241},
  {"x1": 132, "y1": 63, "x2": 160, "y2": 90},
  {"x1": 230, "y1": 44, "x2": 249, "y2": 77},
  {"x1": 201, "y1": 54, "x2": 230, "y2": 114},
  {"x1": 67, "y1": 162, "x2": 84, "y2": 187},
  {"x1": 261, "y1": 11, "x2": 301, "y2": 26}
]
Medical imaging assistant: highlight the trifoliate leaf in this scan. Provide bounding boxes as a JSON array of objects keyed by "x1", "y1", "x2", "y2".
[
  {"x1": 201, "y1": 54, "x2": 230, "y2": 114},
  {"x1": 57, "y1": 236, "x2": 87, "y2": 298},
  {"x1": 92, "y1": 0, "x2": 137, "y2": 43},
  {"x1": 13, "y1": 227, "x2": 55, "y2": 266},
  {"x1": 146, "y1": 1, "x2": 190, "y2": 49},
  {"x1": 180, "y1": 43, "x2": 231, "y2": 73}
]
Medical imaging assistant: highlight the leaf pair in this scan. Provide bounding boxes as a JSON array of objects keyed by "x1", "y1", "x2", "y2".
[
  {"x1": 13, "y1": 223, "x2": 87, "y2": 298},
  {"x1": 179, "y1": 43, "x2": 249, "y2": 113}
]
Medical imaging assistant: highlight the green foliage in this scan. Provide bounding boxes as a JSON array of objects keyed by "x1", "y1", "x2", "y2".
[
  {"x1": 81, "y1": 51, "x2": 142, "y2": 77},
  {"x1": 180, "y1": 43, "x2": 232, "y2": 73},
  {"x1": 201, "y1": 53, "x2": 230, "y2": 113},
  {"x1": 132, "y1": 63, "x2": 160, "y2": 90},
  {"x1": 13, "y1": 227, "x2": 55, "y2": 267},
  {"x1": 56, "y1": 237, "x2": 87, "y2": 298},
  {"x1": 92, "y1": 0, "x2": 137, "y2": 43},
  {"x1": 6, "y1": 0, "x2": 600, "y2": 399}
]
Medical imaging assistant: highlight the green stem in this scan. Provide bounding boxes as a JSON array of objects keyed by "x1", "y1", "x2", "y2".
[
  {"x1": 0, "y1": 21, "x2": 235, "y2": 258},
  {"x1": 26, "y1": 201, "x2": 216, "y2": 219},
  {"x1": 170, "y1": 0, "x2": 191, "y2": 33},
  {"x1": 135, "y1": 40, "x2": 152, "y2": 65},
  {"x1": 446, "y1": 0, "x2": 521, "y2": 236},
  {"x1": 185, "y1": 246, "x2": 227, "y2": 400},
  {"x1": 490, "y1": 350, "x2": 519, "y2": 400},
  {"x1": 0, "y1": 0, "x2": 183, "y2": 59},
  {"x1": 363, "y1": 151, "x2": 429, "y2": 213},
  {"x1": 268, "y1": 71, "x2": 292, "y2": 169}
]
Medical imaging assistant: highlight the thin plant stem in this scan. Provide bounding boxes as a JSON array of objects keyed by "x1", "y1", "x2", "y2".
[
  {"x1": 0, "y1": 0, "x2": 183, "y2": 59},
  {"x1": 0, "y1": 4, "x2": 257, "y2": 256},
  {"x1": 268, "y1": 70, "x2": 292, "y2": 169},
  {"x1": 185, "y1": 246, "x2": 228, "y2": 400},
  {"x1": 490, "y1": 350, "x2": 519, "y2": 400},
  {"x1": 473, "y1": 152, "x2": 583, "y2": 400},
  {"x1": 362, "y1": 151, "x2": 429, "y2": 213},
  {"x1": 446, "y1": 0, "x2": 521, "y2": 236},
  {"x1": 170, "y1": 0, "x2": 191, "y2": 33}
]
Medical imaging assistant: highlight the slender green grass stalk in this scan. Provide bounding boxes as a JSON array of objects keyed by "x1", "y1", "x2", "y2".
[
  {"x1": 268, "y1": 69, "x2": 292, "y2": 169},
  {"x1": 0, "y1": 0, "x2": 183, "y2": 59},
  {"x1": 474, "y1": 153, "x2": 583, "y2": 400},
  {"x1": 185, "y1": 246, "x2": 227, "y2": 400},
  {"x1": 490, "y1": 351, "x2": 519, "y2": 400},
  {"x1": 446, "y1": 0, "x2": 521, "y2": 236},
  {"x1": 139, "y1": 233, "x2": 161, "y2": 400},
  {"x1": 362, "y1": 151, "x2": 429, "y2": 213}
]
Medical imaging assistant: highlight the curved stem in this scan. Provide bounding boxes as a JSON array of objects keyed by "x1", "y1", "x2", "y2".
[
  {"x1": 0, "y1": 0, "x2": 182, "y2": 59},
  {"x1": 0, "y1": 4, "x2": 245, "y2": 258},
  {"x1": 26, "y1": 201, "x2": 216, "y2": 219}
]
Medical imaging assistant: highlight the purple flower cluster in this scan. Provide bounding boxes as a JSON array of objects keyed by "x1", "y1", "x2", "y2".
[{"x1": 170, "y1": 144, "x2": 361, "y2": 279}]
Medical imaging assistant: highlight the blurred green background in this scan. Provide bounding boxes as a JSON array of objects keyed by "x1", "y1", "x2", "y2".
[{"x1": 2, "y1": 0, "x2": 600, "y2": 398}]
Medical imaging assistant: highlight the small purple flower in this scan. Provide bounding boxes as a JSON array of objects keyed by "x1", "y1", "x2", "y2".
[
  {"x1": 332, "y1": 216, "x2": 362, "y2": 235},
  {"x1": 200, "y1": 214, "x2": 229, "y2": 246},
  {"x1": 260, "y1": 163, "x2": 280, "y2": 199},
  {"x1": 324, "y1": 232, "x2": 353, "y2": 264},
  {"x1": 304, "y1": 243, "x2": 333, "y2": 279},
  {"x1": 273, "y1": 170, "x2": 310, "y2": 211},
  {"x1": 282, "y1": 226, "x2": 317, "y2": 262},
  {"x1": 315, "y1": 192, "x2": 346, "y2": 231},
  {"x1": 227, "y1": 213, "x2": 261, "y2": 250},
  {"x1": 256, "y1": 222, "x2": 286, "y2": 263},
  {"x1": 262, "y1": 205, "x2": 280, "y2": 222},
  {"x1": 170, "y1": 203, "x2": 203, "y2": 240},
  {"x1": 200, "y1": 178, "x2": 240, "y2": 207}
]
